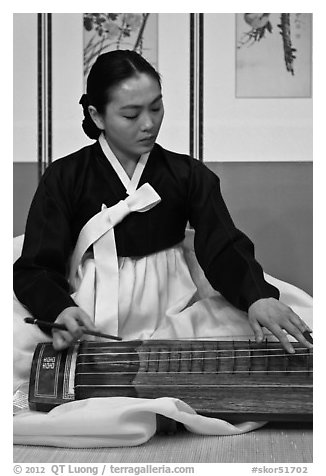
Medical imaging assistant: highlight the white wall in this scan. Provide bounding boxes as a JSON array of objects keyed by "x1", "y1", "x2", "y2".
[
  {"x1": 13, "y1": 14, "x2": 38, "y2": 163},
  {"x1": 157, "y1": 13, "x2": 190, "y2": 154},
  {"x1": 52, "y1": 14, "x2": 89, "y2": 158}
]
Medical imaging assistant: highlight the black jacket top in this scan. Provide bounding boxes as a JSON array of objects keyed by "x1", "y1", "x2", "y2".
[{"x1": 13, "y1": 141, "x2": 279, "y2": 324}]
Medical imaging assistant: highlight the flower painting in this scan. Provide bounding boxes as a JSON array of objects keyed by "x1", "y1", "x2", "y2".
[
  {"x1": 236, "y1": 13, "x2": 312, "y2": 97},
  {"x1": 83, "y1": 13, "x2": 158, "y2": 81}
]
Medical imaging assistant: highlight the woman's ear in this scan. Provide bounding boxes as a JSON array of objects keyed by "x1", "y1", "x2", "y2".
[{"x1": 88, "y1": 105, "x2": 104, "y2": 130}]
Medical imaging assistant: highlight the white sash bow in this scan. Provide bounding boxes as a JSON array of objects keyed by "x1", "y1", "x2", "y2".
[{"x1": 69, "y1": 182, "x2": 161, "y2": 334}]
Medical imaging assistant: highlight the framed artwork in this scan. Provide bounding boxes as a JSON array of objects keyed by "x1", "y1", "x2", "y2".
[
  {"x1": 236, "y1": 13, "x2": 312, "y2": 98},
  {"x1": 83, "y1": 13, "x2": 158, "y2": 82}
]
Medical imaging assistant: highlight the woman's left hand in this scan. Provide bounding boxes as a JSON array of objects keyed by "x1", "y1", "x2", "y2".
[{"x1": 248, "y1": 297, "x2": 313, "y2": 353}]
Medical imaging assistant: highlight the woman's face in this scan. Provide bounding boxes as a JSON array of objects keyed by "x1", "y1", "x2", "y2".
[{"x1": 91, "y1": 73, "x2": 164, "y2": 161}]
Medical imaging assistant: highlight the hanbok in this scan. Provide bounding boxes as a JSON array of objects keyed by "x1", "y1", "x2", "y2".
[{"x1": 13, "y1": 135, "x2": 313, "y2": 446}]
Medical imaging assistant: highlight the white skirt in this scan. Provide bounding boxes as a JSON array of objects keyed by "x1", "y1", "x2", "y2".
[{"x1": 71, "y1": 228, "x2": 313, "y2": 341}]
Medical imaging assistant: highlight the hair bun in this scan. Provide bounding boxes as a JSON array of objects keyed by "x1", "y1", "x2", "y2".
[
  {"x1": 79, "y1": 93, "x2": 102, "y2": 140},
  {"x1": 79, "y1": 93, "x2": 89, "y2": 110}
]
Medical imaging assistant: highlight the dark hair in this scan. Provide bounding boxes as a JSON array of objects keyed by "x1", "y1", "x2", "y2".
[{"x1": 80, "y1": 50, "x2": 162, "y2": 140}]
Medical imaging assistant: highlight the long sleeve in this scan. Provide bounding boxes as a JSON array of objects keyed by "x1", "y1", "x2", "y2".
[
  {"x1": 13, "y1": 163, "x2": 77, "y2": 324},
  {"x1": 188, "y1": 160, "x2": 280, "y2": 311}
]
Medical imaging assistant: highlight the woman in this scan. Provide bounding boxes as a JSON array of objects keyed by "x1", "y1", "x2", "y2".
[{"x1": 13, "y1": 50, "x2": 312, "y2": 353}]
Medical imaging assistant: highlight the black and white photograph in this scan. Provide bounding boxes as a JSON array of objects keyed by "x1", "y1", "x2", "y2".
[{"x1": 11, "y1": 9, "x2": 314, "y2": 473}]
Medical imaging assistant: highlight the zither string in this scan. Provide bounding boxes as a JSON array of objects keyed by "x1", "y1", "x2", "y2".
[{"x1": 76, "y1": 347, "x2": 312, "y2": 373}]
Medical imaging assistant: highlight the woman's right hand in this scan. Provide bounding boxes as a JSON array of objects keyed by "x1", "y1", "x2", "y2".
[{"x1": 52, "y1": 306, "x2": 97, "y2": 350}]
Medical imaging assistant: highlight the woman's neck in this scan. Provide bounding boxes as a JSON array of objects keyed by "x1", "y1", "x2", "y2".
[
  {"x1": 118, "y1": 158, "x2": 139, "y2": 180},
  {"x1": 104, "y1": 135, "x2": 140, "y2": 179}
]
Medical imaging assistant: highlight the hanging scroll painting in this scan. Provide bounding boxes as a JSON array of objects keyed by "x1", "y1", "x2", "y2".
[
  {"x1": 83, "y1": 13, "x2": 158, "y2": 83},
  {"x1": 236, "y1": 13, "x2": 312, "y2": 98}
]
